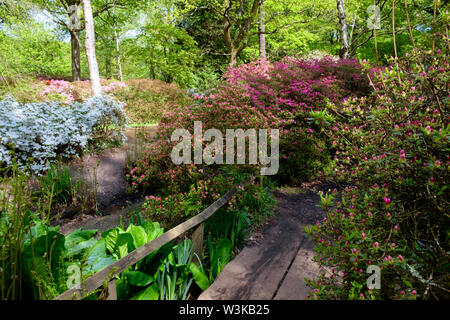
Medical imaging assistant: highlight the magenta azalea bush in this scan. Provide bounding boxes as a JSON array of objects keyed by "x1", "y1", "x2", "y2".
[
  {"x1": 129, "y1": 57, "x2": 370, "y2": 192},
  {"x1": 305, "y1": 45, "x2": 449, "y2": 300}
]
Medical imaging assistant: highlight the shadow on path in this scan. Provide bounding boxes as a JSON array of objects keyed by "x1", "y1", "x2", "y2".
[{"x1": 199, "y1": 185, "x2": 334, "y2": 300}]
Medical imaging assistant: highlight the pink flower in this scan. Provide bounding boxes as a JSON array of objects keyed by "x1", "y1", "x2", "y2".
[
  {"x1": 384, "y1": 197, "x2": 391, "y2": 205},
  {"x1": 373, "y1": 242, "x2": 379, "y2": 249}
]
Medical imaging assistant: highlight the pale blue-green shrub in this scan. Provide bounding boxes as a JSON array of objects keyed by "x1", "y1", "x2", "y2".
[{"x1": 0, "y1": 96, "x2": 127, "y2": 173}]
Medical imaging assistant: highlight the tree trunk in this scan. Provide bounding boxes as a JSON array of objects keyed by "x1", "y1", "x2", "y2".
[
  {"x1": 229, "y1": 49, "x2": 238, "y2": 68},
  {"x1": 258, "y1": 0, "x2": 266, "y2": 59},
  {"x1": 82, "y1": 0, "x2": 101, "y2": 96},
  {"x1": 68, "y1": 4, "x2": 82, "y2": 81},
  {"x1": 70, "y1": 31, "x2": 82, "y2": 81},
  {"x1": 336, "y1": 0, "x2": 349, "y2": 59},
  {"x1": 373, "y1": 0, "x2": 380, "y2": 65},
  {"x1": 114, "y1": 27, "x2": 123, "y2": 81},
  {"x1": 223, "y1": 0, "x2": 260, "y2": 67},
  {"x1": 105, "y1": 50, "x2": 112, "y2": 78}
]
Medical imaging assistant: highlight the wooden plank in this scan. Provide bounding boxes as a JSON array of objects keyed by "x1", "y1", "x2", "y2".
[
  {"x1": 54, "y1": 176, "x2": 253, "y2": 300},
  {"x1": 106, "y1": 279, "x2": 117, "y2": 300},
  {"x1": 192, "y1": 223, "x2": 204, "y2": 265}
]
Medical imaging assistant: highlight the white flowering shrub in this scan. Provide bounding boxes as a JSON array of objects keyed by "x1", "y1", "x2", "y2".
[{"x1": 0, "y1": 96, "x2": 127, "y2": 173}]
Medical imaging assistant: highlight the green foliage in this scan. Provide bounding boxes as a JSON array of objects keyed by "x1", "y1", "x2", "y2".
[
  {"x1": 305, "y1": 42, "x2": 449, "y2": 300},
  {"x1": 112, "y1": 79, "x2": 189, "y2": 124},
  {"x1": 35, "y1": 164, "x2": 74, "y2": 207},
  {"x1": 207, "y1": 237, "x2": 232, "y2": 282},
  {"x1": 0, "y1": 18, "x2": 71, "y2": 78}
]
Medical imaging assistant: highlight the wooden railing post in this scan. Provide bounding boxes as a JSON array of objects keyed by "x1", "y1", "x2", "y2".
[
  {"x1": 54, "y1": 176, "x2": 254, "y2": 300},
  {"x1": 106, "y1": 279, "x2": 117, "y2": 300},
  {"x1": 192, "y1": 222, "x2": 204, "y2": 266}
]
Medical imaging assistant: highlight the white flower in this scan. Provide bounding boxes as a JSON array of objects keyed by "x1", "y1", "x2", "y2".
[{"x1": 0, "y1": 96, "x2": 127, "y2": 173}]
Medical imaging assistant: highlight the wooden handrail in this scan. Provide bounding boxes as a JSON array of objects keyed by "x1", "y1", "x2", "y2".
[{"x1": 54, "y1": 176, "x2": 254, "y2": 300}]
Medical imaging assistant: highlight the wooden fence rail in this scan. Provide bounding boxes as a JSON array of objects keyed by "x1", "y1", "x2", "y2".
[{"x1": 54, "y1": 176, "x2": 254, "y2": 300}]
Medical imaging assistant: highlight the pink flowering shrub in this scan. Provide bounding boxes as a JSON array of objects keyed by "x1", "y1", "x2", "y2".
[
  {"x1": 139, "y1": 169, "x2": 274, "y2": 228},
  {"x1": 305, "y1": 45, "x2": 449, "y2": 299},
  {"x1": 37, "y1": 78, "x2": 128, "y2": 104},
  {"x1": 129, "y1": 57, "x2": 369, "y2": 192}
]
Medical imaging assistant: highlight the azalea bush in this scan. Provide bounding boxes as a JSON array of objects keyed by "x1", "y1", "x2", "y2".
[
  {"x1": 113, "y1": 79, "x2": 189, "y2": 124},
  {"x1": 37, "y1": 78, "x2": 128, "y2": 104},
  {"x1": 140, "y1": 170, "x2": 275, "y2": 229},
  {"x1": 305, "y1": 45, "x2": 449, "y2": 300},
  {"x1": 129, "y1": 56, "x2": 370, "y2": 190},
  {"x1": 0, "y1": 96, "x2": 127, "y2": 173}
]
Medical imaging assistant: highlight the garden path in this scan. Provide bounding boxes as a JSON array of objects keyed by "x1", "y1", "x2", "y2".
[
  {"x1": 198, "y1": 186, "x2": 331, "y2": 300},
  {"x1": 58, "y1": 125, "x2": 329, "y2": 299},
  {"x1": 58, "y1": 126, "x2": 157, "y2": 235},
  {"x1": 71, "y1": 126, "x2": 157, "y2": 208}
]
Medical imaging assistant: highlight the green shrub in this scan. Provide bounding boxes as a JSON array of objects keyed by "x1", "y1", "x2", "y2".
[
  {"x1": 112, "y1": 79, "x2": 190, "y2": 124},
  {"x1": 305, "y1": 45, "x2": 449, "y2": 300}
]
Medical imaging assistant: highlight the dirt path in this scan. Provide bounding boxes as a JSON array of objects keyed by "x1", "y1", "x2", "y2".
[
  {"x1": 56, "y1": 127, "x2": 331, "y2": 299},
  {"x1": 70, "y1": 126, "x2": 157, "y2": 208},
  {"x1": 57, "y1": 126, "x2": 157, "y2": 235},
  {"x1": 198, "y1": 186, "x2": 332, "y2": 300}
]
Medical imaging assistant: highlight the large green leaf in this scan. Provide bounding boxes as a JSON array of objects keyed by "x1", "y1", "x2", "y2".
[
  {"x1": 116, "y1": 233, "x2": 135, "y2": 259},
  {"x1": 127, "y1": 224, "x2": 148, "y2": 249},
  {"x1": 65, "y1": 228, "x2": 97, "y2": 250},
  {"x1": 24, "y1": 220, "x2": 60, "y2": 245},
  {"x1": 83, "y1": 238, "x2": 115, "y2": 275},
  {"x1": 122, "y1": 271, "x2": 155, "y2": 287},
  {"x1": 189, "y1": 262, "x2": 210, "y2": 291},
  {"x1": 103, "y1": 228, "x2": 119, "y2": 255},
  {"x1": 131, "y1": 283, "x2": 159, "y2": 300},
  {"x1": 65, "y1": 237, "x2": 98, "y2": 259},
  {"x1": 142, "y1": 220, "x2": 164, "y2": 240}
]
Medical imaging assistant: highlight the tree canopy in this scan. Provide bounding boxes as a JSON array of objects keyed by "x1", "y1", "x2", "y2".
[{"x1": 0, "y1": 0, "x2": 447, "y2": 89}]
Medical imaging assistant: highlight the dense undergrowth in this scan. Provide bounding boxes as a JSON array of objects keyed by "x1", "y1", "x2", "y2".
[
  {"x1": 127, "y1": 43, "x2": 448, "y2": 300},
  {"x1": 305, "y1": 45, "x2": 449, "y2": 300},
  {"x1": 1, "y1": 44, "x2": 448, "y2": 301},
  {"x1": 0, "y1": 164, "x2": 273, "y2": 300},
  {"x1": 0, "y1": 77, "x2": 190, "y2": 125}
]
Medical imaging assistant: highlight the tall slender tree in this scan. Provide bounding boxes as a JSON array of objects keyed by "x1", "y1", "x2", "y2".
[
  {"x1": 82, "y1": 0, "x2": 101, "y2": 96},
  {"x1": 34, "y1": 0, "x2": 133, "y2": 81},
  {"x1": 258, "y1": 0, "x2": 266, "y2": 59},
  {"x1": 336, "y1": 0, "x2": 349, "y2": 59}
]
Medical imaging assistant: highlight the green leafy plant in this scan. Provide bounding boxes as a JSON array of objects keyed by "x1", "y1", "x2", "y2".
[
  {"x1": 36, "y1": 164, "x2": 74, "y2": 206},
  {"x1": 305, "y1": 44, "x2": 449, "y2": 300}
]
